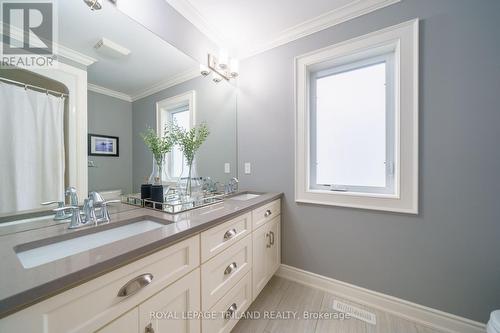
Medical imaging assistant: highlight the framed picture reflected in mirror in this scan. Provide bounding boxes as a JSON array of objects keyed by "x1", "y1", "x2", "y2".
[{"x1": 88, "y1": 134, "x2": 119, "y2": 157}]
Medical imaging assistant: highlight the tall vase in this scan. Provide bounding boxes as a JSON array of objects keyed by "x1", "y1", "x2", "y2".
[
  {"x1": 148, "y1": 158, "x2": 162, "y2": 185},
  {"x1": 177, "y1": 156, "x2": 202, "y2": 200},
  {"x1": 148, "y1": 156, "x2": 174, "y2": 185}
]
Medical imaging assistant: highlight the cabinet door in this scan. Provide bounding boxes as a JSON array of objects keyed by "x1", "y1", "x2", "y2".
[
  {"x1": 252, "y1": 222, "x2": 272, "y2": 300},
  {"x1": 267, "y1": 217, "x2": 281, "y2": 278},
  {"x1": 95, "y1": 308, "x2": 138, "y2": 333},
  {"x1": 139, "y1": 268, "x2": 200, "y2": 333}
]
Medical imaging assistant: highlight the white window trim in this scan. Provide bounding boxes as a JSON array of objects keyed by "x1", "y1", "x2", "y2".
[
  {"x1": 295, "y1": 19, "x2": 419, "y2": 214},
  {"x1": 156, "y1": 90, "x2": 196, "y2": 180}
]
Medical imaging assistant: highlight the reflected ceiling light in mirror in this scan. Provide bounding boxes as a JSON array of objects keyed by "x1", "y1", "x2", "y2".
[
  {"x1": 218, "y1": 49, "x2": 229, "y2": 69},
  {"x1": 205, "y1": 53, "x2": 239, "y2": 81},
  {"x1": 83, "y1": 0, "x2": 102, "y2": 10},
  {"x1": 212, "y1": 73, "x2": 223, "y2": 83},
  {"x1": 200, "y1": 64, "x2": 211, "y2": 76},
  {"x1": 230, "y1": 59, "x2": 239, "y2": 78}
]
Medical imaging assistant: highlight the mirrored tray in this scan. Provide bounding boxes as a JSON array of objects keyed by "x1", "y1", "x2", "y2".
[{"x1": 121, "y1": 192, "x2": 225, "y2": 214}]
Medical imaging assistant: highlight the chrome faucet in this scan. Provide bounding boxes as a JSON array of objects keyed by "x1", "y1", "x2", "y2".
[
  {"x1": 41, "y1": 186, "x2": 80, "y2": 221},
  {"x1": 65, "y1": 187, "x2": 79, "y2": 206},
  {"x1": 86, "y1": 191, "x2": 120, "y2": 225},
  {"x1": 53, "y1": 191, "x2": 120, "y2": 229},
  {"x1": 225, "y1": 177, "x2": 239, "y2": 195}
]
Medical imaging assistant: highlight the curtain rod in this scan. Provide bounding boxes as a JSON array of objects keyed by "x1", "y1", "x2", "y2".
[{"x1": 0, "y1": 76, "x2": 68, "y2": 97}]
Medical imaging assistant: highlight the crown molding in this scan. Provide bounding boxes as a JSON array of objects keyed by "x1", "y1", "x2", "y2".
[
  {"x1": 241, "y1": 0, "x2": 401, "y2": 58},
  {"x1": 164, "y1": 0, "x2": 400, "y2": 59},
  {"x1": 88, "y1": 83, "x2": 132, "y2": 102},
  {"x1": 1, "y1": 22, "x2": 98, "y2": 66},
  {"x1": 88, "y1": 69, "x2": 200, "y2": 103},
  {"x1": 131, "y1": 68, "x2": 200, "y2": 101},
  {"x1": 57, "y1": 44, "x2": 98, "y2": 67},
  {"x1": 165, "y1": 0, "x2": 225, "y2": 47}
]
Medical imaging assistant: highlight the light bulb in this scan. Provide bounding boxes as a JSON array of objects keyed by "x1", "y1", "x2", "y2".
[
  {"x1": 218, "y1": 49, "x2": 228, "y2": 69},
  {"x1": 200, "y1": 64, "x2": 210, "y2": 76},
  {"x1": 212, "y1": 73, "x2": 223, "y2": 83},
  {"x1": 230, "y1": 58, "x2": 239, "y2": 77}
]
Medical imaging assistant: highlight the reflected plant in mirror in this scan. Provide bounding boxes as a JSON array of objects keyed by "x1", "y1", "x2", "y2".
[
  {"x1": 174, "y1": 122, "x2": 210, "y2": 197},
  {"x1": 140, "y1": 126, "x2": 176, "y2": 185}
]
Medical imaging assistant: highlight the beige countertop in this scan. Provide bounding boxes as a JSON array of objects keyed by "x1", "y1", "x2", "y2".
[{"x1": 0, "y1": 192, "x2": 282, "y2": 319}]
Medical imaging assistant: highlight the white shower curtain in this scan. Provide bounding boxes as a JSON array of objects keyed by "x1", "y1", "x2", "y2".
[{"x1": 0, "y1": 81, "x2": 65, "y2": 214}]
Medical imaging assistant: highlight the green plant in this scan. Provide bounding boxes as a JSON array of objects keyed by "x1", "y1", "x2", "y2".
[
  {"x1": 140, "y1": 126, "x2": 176, "y2": 180},
  {"x1": 175, "y1": 122, "x2": 210, "y2": 166},
  {"x1": 174, "y1": 122, "x2": 210, "y2": 194}
]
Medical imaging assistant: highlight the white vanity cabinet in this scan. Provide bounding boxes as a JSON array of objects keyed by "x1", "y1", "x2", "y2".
[
  {"x1": 252, "y1": 212, "x2": 281, "y2": 299},
  {"x1": 96, "y1": 308, "x2": 139, "y2": 333},
  {"x1": 0, "y1": 197, "x2": 281, "y2": 333},
  {"x1": 139, "y1": 268, "x2": 201, "y2": 333}
]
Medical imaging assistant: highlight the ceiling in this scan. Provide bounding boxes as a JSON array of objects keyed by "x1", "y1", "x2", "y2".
[
  {"x1": 58, "y1": 1, "x2": 198, "y2": 98},
  {"x1": 166, "y1": 0, "x2": 399, "y2": 58}
]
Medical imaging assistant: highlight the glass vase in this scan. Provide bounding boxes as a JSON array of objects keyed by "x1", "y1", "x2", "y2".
[
  {"x1": 148, "y1": 156, "x2": 175, "y2": 185},
  {"x1": 176, "y1": 156, "x2": 202, "y2": 200}
]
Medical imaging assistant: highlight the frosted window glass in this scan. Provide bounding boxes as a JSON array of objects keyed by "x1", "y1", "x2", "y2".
[{"x1": 315, "y1": 62, "x2": 386, "y2": 187}]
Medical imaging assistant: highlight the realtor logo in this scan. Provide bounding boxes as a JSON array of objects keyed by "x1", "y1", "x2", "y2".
[{"x1": 1, "y1": 1, "x2": 57, "y2": 68}]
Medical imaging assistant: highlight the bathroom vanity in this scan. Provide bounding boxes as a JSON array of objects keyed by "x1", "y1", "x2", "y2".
[{"x1": 0, "y1": 193, "x2": 281, "y2": 333}]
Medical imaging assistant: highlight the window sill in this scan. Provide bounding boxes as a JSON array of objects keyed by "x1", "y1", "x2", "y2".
[
  {"x1": 307, "y1": 188, "x2": 400, "y2": 199},
  {"x1": 295, "y1": 189, "x2": 417, "y2": 214}
]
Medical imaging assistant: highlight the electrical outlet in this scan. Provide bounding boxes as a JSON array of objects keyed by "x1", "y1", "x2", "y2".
[
  {"x1": 244, "y1": 162, "x2": 251, "y2": 175},
  {"x1": 224, "y1": 163, "x2": 230, "y2": 174}
]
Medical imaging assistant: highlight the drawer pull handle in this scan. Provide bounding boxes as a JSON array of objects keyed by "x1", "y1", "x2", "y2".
[
  {"x1": 266, "y1": 233, "x2": 271, "y2": 248},
  {"x1": 223, "y1": 228, "x2": 237, "y2": 241},
  {"x1": 264, "y1": 209, "x2": 272, "y2": 217},
  {"x1": 117, "y1": 273, "x2": 153, "y2": 297},
  {"x1": 224, "y1": 262, "x2": 238, "y2": 275},
  {"x1": 270, "y1": 231, "x2": 275, "y2": 245},
  {"x1": 224, "y1": 303, "x2": 238, "y2": 319}
]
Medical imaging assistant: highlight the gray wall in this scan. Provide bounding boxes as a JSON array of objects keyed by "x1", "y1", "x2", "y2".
[
  {"x1": 88, "y1": 91, "x2": 133, "y2": 194},
  {"x1": 237, "y1": 0, "x2": 500, "y2": 323},
  {"x1": 132, "y1": 77, "x2": 237, "y2": 192}
]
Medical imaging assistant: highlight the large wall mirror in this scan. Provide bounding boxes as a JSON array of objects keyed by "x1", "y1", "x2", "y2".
[{"x1": 0, "y1": 1, "x2": 237, "y2": 221}]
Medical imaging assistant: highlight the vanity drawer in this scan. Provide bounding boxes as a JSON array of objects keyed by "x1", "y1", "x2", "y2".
[
  {"x1": 202, "y1": 271, "x2": 252, "y2": 333},
  {"x1": 200, "y1": 212, "x2": 251, "y2": 262},
  {"x1": 201, "y1": 234, "x2": 252, "y2": 310},
  {"x1": 252, "y1": 199, "x2": 281, "y2": 230},
  {"x1": 1, "y1": 235, "x2": 200, "y2": 333}
]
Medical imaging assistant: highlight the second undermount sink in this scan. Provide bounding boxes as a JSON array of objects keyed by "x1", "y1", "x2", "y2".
[
  {"x1": 228, "y1": 193, "x2": 261, "y2": 201},
  {"x1": 16, "y1": 219, "x2": 165, "y2": 269}
]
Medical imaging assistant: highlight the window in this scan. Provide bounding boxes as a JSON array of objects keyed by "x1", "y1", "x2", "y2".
[
  {"x1": 295, "y1": 19, "x2": 419, "y2": 213},
  {"x1": 156, "y1": 91, "x2": 195, "y2": 180},
  {"x1": 311, "y1": 54, "x2": 395, "y2": 195}
]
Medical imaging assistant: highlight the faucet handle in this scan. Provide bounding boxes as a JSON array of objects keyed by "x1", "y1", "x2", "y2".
[
  {"x1": 88, "y1": 191, "x2": 105, "y2": 204},
  {"x1": 41, "y1": 200, "x2": 64, "y2": 206},
  {"x1": 42, "y1": 201, "x2": 70, "y2": 220},
  {"x1": 65, "y1": 187, "x2": 79, "y2": 206},
  {"x1": 52, "y1": 205, "x2": 79, "y2": 213},
  {"x1": 54, "y1": 206, "x2": 85, "y2": 229},
  {"x1": 94, "y1": 199, "x2": 120, "y2": 225}
]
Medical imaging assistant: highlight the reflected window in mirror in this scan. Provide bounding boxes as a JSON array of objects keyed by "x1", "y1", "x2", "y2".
[{"x1": 156, "y1": 91, "x2": 196, "y2": 180}]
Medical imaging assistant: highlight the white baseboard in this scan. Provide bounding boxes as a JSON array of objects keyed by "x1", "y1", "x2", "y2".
[{"x1": 276, "y1": 264, "x2": 486, "y2": 333}]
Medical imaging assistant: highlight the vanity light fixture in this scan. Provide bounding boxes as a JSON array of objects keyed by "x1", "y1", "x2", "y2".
[
  {"x1": 212, "y1": 73, "x2": 223, "y2": 83},
  {"x1": 203, "y1": 53, "x2": 239, "y2": 81},
  {"x1": 83, "y1": 0, "x2": 102, "y2": 10},
  {"x1": 200, "y1": 64, "x2": 211, "y2": 76},
  {"x1": 218, "y1": 49, "x2": 229, "y2": 69}
]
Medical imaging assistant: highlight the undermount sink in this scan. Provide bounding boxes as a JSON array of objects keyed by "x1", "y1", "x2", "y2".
[
  {"x1": 16, "y1": 220, "x2": 164, "y2": 269},
  {"x1": 228, "y1": 193, "x2": 261, "y2": 201}
]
